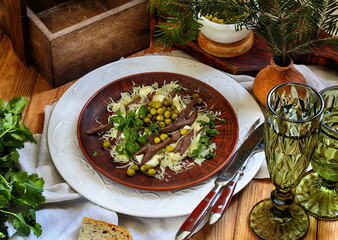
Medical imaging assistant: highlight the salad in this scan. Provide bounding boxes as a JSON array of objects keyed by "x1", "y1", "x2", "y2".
[{"x1": 86, "y1": 81, "x2": 225, "y2": 181}]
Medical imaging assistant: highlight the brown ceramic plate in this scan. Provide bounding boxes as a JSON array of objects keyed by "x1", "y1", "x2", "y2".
[{"x1": 77, "y1": 72, "x2": 239, "y2": 191}]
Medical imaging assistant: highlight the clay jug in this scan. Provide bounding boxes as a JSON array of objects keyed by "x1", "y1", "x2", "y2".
[{"x1": 253, "y1": 58, "x2": 306, "y2": 107}]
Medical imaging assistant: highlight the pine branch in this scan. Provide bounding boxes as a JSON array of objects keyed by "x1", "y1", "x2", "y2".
[{"x1": 148, "y1": 0, "x2": 338, "y2": 65}]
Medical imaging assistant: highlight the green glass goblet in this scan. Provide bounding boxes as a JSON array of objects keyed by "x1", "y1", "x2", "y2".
[
  {"x1": 249, "y1": 83, "x2": 324, "y2": 240},
  {"x1": 296, "y1": 85, "x2": 338, "y2": 219}
]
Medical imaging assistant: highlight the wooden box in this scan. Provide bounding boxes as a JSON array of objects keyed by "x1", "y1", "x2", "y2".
[{"x1": 1, "y1": 0, "x2": 150, "y2": 87}]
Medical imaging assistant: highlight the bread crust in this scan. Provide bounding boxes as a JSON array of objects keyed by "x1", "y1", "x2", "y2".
[{"x1": 78, "y1": 217, "x2": 133, "y2": 240}]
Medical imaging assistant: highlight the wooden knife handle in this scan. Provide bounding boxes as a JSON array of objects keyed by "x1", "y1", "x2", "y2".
[
  {"x1": 179, "y1": 188, "x2": 219, "y2": 232},
  {"x1": 210, "y1": 180, "x2": 237, "y2": 215}
]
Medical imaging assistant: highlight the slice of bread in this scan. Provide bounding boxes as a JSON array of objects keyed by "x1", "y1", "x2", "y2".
[{"x1": 78, "y1": 217, "x2": 133, "y2": 240}]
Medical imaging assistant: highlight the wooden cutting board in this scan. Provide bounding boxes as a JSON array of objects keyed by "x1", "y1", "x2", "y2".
[{"x1": 176, "y1": 33, "x2": 337, "y2": 77}]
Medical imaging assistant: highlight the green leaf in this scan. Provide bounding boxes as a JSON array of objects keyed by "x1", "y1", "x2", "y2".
[
  {"x1": 137, "y1": 136, "x2": 148, "y2": 144},
  {"x1": 12, "y1": 209, "x2": 42, "y2": 237},
  {"x1": 0, "y1": 97, "x2": 45, "y2": 238},
  {"x1": 0, "y1": 184, "x2": 11, "y2": 208},
  {"x1": 4, "y1": 97, "x2": 28, "y2": 115},
  {"x1": 3, "y1": 113, "x2": 16, "y2": 130},
  {"x1": 11, "y1": 172, "x2": 45, "y2": 207},
  {"x1": 134, "y1": 117, "x2": 144, "y2": 126},
  {"x1": 138, "y1": 105, "x2": 148, "y2": 118},
  {"x1": 127, "y1": 110, "x2": 136, "y2": 119}
]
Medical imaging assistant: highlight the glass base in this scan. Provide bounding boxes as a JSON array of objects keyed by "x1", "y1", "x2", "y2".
[
  {"x1": 296, "y1": 172, "x2": 338, "y2": 219},
  {"x1": 249, "y1": 199, "x2": 309, "y2": 240}
]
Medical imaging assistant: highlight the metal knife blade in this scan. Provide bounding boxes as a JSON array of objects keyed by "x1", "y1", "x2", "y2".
[
  {"x1": 175, "y1": 122, "x2": 264, "y2": 240},
  {"x1": 215, "y1": 123, "x2": 264, "y2": 184},
  {"x1": 208, "y1": 139, "x2": 264, "y2": 225}
]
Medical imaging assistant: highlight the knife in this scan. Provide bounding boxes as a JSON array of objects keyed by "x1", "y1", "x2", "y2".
[
  {"x1": 175, "y1": 123, "x2": 264, "y2": 240},
  {"x1": 208, "y1": 139, "x2": 264, "y2": 225}
]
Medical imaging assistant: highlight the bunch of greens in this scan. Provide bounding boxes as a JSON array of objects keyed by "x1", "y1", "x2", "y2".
[
  {"x1": 109, "y1": 107, "x2": 150, "y2": 158},
  {"x1": 0, "y1": 97, "x2": 45, "y2": 239}
]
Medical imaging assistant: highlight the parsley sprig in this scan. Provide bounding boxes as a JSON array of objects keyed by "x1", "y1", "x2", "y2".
[
  {"x1": 192, "y1": 115, "x2": 226, "y2": 159},
  {"x1": 109, "y1": 107, "x2": 150, "y2": 158},
  {"x1": 0, "y1": 97, "x2": 45, "y2": 239}
]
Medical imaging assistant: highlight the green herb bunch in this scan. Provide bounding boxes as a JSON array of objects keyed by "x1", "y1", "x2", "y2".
[
  {"x1": 148, "y1": 0, "x2": 338, "y2": 66},
  {"x1": 0, "y1": 97, "x2": 46, "y2": 239},
  {"x1": 109, "y1": 107, "x2": 151, "y2": 158}
]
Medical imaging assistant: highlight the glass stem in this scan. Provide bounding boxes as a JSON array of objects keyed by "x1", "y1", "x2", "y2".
[{"x1": 270, "y1": 187, "x2": 294, "y2": 223}]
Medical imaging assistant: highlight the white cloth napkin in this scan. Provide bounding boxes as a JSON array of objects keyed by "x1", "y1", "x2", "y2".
[
  {"x1": 11, "y1": 52, "x2": 337, "y2": 240},
  {"x1": 10, "y1": 105, "x2": 119, "y2": 240}
]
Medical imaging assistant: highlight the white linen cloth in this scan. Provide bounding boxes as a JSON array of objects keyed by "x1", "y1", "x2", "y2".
[{"x1": 10, "y1": 51, "x2": 337, "y2": 240}]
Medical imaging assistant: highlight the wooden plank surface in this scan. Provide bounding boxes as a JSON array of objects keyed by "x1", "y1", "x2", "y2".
[
  {"x1": 0, "y1": 0, "x2": 30, "y2": 63},
  {"x1": 0, "y1": 27, "x2": 337, "y2": 240}
]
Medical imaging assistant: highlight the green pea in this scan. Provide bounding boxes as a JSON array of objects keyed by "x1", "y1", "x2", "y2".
[
  {"x1": 160, "y1": 133, "x2": 168, "y2": 141},
  {"x1": 164, "y1": 110, "x2": 171, "y2": 118},
  {"x1": 102, "y1": 140, "x2": 111, "y2": 149},
  {"x1": 162, "y1": 99, "x2": 170, "y2": 106},
  {"x1": 140, "y1": 165, "x2": 148, "y2": 172},
  {"x1": 131, "y1": 164, "x2": 139, "y2": 171},
  {"x1": 147, "y1": 168, "x2": 156, "y2": 176},
  {"x1": 150, "y1": 108, "x2": 157, "y2": 115},
  {"x1": 158, "y1": 121, "x2": 166, "y2": 128},
  {"x1": 152, "y1": 101, "x2": 162, "y2": 109},
  {"x1": 197, "y1": 97, "x2": 203, "y2": 105},
  {"x1": 180, "y1": 129, "x2": 189, "y2": 135},
  {"x1": 143, "y1": 117, "x2": 151, "y2": 124},
  {"x1": 157, "y1": 108, "x2": 165, "y2": 115},
  {"x1": 166, "y1": 145, "x2": 175, "y2": 152},
  {"x1": 192, "y1": 93, "x2": 200, "y2": 99},
  {"x1": 156, "y1": 115, "x2": 164, "y2": 122},
  {"x1": 171, "y1": 113, "x2": 178, "y2": 120},
  {"x1": 164, "y1": 118, "x2": 172, "y2": 125},
  {"x1": 126, "y1": 168, "x2": 136, "y2": 176}
]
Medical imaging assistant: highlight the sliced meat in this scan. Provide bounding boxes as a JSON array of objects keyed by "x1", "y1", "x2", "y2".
[
  {"x1": 177, "y1": 98, "x2": 198, "y2": 121},
  {"x1": 140, "y1": 132, "x2": 181, "y2": 164},
  {"x1": 125, "y1": 97, "x2": 141, "y2": 109},
  {"x1": 168, "y1": 89, "x2": 177, "y2": 98},
  {"x1": 159, "y1": 111, "x2": 198, "y2": 133},
  {"x1": 135, "y1": 145, "x2": 151, "y2": 156},
  {"x1": 146, "y1": 91, "x2": 155, "y2": 101},
  {"x1": 85, "y1": 123, "x2": 114, "y2": 135},
  {"x1": 174, "y1": 129, "x2": 203, "y2": 155},
  {"x1": 116, "y1": 129, "x2": 122, "y2": 140},
  {"x1": 134, "y1": 133, "x2": 157, "y2": 155},
  {"x1": 174, "y1": 130, "x2": 194, "y2": 155}
]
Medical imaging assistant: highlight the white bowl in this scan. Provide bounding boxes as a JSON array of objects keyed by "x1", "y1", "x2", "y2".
[{"x1": 198, "y1": 15, "x2": 252, "y2": 44}]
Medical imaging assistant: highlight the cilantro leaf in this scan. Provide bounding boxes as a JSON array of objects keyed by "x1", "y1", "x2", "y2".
[{"x1": 0, "y1": 97, "x2": 45, "y2": 239}]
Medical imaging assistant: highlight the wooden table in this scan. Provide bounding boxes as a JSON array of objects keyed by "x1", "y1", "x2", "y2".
[{"x1": 1, "y1": 28, "x2": 337, "y2": 240}]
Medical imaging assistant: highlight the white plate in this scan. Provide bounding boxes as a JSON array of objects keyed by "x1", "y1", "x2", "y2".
[{"x1": 48, "y1": 56, "x2": 264, "y2": 218}]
